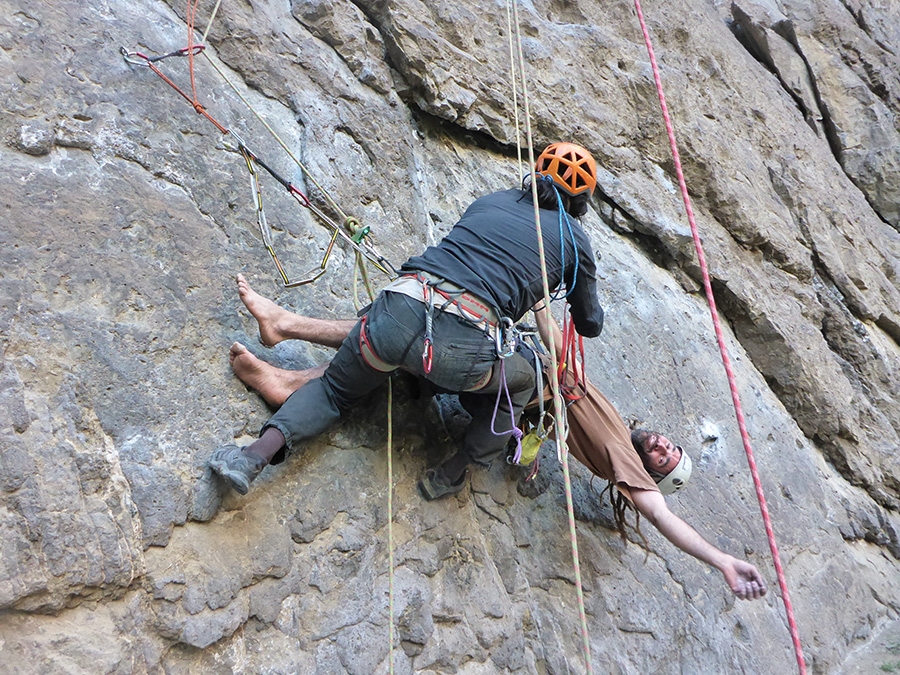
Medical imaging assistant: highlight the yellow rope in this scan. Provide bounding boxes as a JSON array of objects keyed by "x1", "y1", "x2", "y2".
[
  {"x1": 200, "y1": 0, "x2": 223, "y2": 42},
  {"x1": 387, "y1": 377, "x2": 395, "y2": 674}
]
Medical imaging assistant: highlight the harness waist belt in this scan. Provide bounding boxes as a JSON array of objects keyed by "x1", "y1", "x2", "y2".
[{"x1": 385, "y1": 273, "x2": 500, "y2": 330}]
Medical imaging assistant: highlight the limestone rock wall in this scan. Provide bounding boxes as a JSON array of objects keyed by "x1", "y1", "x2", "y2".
[{"x1": 1, "y1": 0, "x2": 899, "y2": 673}]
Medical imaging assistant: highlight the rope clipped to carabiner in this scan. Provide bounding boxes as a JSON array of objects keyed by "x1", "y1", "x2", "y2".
[{"x1": 119, "y1": 3, "x2": 398, "y2": 289}]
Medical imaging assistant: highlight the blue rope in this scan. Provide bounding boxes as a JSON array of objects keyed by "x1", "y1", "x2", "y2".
[{"x1": 540, "y1": 175, "x2": 580, "y2": 301}]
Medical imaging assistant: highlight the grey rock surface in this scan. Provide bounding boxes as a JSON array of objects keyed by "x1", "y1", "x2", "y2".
[{"x1": 1, "y1": 0, "x2": 899, "y2": 672}]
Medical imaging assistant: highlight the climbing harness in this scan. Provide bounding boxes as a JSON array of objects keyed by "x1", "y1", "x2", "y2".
[
  {"x1": 383, "y1": 270, "x2": 527, "y2": 459},
  {"x1": 632, "y1": 0, "x2": 806, "y2": 671},
  {"x1": 120, "y1": 5, "x2": 397, "y2": 289},
  {"x1": 357, "y1": 272, "x2": 502, "y2": 392},
  {"x1": 358, "y1": 314, "x2": 396, "y2": 373},
  {"x1": 381, "y1": 272, "x2": 504, "y2": 378}
]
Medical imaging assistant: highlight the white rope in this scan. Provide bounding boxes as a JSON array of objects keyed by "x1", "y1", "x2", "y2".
[
  {"x1": 507, "y1": 3, "x2": 593, "y2": 671},
  {"x1": 504, "y1": 0, "x2": 524, "y2": 180}
]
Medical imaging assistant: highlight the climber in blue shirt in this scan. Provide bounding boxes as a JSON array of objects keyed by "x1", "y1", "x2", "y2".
[{"x1": 208, "y1": 143, "x2": 605, "y2": 500}]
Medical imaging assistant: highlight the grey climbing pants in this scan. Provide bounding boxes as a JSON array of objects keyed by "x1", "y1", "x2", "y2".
[{"x1": 263, "y1": 289, "x2": 535, "y2": 466}]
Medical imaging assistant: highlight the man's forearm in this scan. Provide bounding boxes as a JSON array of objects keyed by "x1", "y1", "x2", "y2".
[
  {"x1": 631, "y1": 488, "x2": 767, "y2": 599},
  {"x1": 632, "y1": 489, "x2": 729, "y2": 569}
]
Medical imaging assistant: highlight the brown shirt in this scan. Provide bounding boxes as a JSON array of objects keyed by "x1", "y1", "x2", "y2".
[{"x1": 534, "y1": 374, "x2": 660, "y2": 503}]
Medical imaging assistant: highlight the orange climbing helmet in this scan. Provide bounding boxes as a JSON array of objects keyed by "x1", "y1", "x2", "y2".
[{"x1": 534, "y1": 142, "x2": 597, "y2": 197}]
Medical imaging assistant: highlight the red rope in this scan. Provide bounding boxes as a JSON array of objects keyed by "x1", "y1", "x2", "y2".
[
  {"x1": 632, "y1": 2, "x2": 807, "y2": 673},
  {"x1": 142, "y1": 57, "x2": 228, "y2": 135},
  {"x1": 558, "y1": 308, "x2": 586, "y2": 401}
]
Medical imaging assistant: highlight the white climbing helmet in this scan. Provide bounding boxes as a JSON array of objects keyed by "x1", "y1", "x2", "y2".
[{"x1": 655, "y1": 447, "x2": 692, "y2": 495}]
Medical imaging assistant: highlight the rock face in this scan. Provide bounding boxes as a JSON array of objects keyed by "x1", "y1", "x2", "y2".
[{"x1": 1, "y1": 0, "x2": 899, "y2": 672}]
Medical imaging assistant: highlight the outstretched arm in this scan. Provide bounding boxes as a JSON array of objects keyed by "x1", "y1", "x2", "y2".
[{"x1": 630, "y1": 488, "x2": 767, "y2": 600}]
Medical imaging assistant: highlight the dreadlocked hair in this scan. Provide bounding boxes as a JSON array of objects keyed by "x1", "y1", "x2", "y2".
[{"x1": 591, "y1": 477, "x2": 650, "y2": 550}]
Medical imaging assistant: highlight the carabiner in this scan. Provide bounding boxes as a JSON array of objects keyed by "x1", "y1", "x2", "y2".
[
  {"x1": 421, "y1": 282, "x2": 436, "y2": 373},
  {"x1": 422, "y1": 338, "x2": 433, "y2": 373},
  {"x1": 495, "y1": 317, "x2": 516, "y2": 359}
]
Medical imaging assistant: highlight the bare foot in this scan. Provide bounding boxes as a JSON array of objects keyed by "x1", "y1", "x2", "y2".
[
  {"x1": 230, "y1": 342, "x2": 327, "y2": 407},
  {"x1": 236, "y1": 274, "x2": 295, "y2": 347}
]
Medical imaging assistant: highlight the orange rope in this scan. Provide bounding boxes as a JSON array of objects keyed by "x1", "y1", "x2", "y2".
[{"x1": 186, "y1": 0, "x2": 201, "y2": 107}]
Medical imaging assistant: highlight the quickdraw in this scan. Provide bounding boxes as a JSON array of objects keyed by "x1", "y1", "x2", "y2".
[
  {"x1": 120, "y1": 39, "x2": 397, "y2": 288},
  {"x1": 421, "y1": 282, "x2": 435, "y2": 373},
  {"x1": 235, "y1": 141, "x2": 396, "y2": 286}
]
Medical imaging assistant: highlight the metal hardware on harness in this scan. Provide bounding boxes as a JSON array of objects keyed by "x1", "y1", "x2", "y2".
[
  {"x1": 392, "y1": 273, "x2": 500, "y2": 330},
  {"x1": 422, "y1": 283, "x2": 435, "y2": 373},
  {"x1": 495, "y1": 317, "x2": 517, "y2": 359}
]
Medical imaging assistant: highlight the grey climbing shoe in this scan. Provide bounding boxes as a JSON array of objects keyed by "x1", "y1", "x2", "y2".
[
  {"x1": 418, "y1": 467, "x2": 468, "y2": 501},
  {"x1": 207, "y1": 444, "x2": 266, "y2": 495}
]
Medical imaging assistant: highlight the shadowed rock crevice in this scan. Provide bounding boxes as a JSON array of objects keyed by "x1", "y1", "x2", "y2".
[
  {"x1": 730, "y1": 6, "x2": 824, "y2": 136},
  {"x1": 729, "y1": 1, "x2": 900, "y2": 230},
  {"x1": 839, "y1": 500, "x2": 900, "y2": 560}
]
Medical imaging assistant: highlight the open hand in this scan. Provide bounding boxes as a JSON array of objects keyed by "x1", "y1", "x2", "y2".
[{"x1": 723, "y1": 557, "x2": 768, "y2": 600}]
